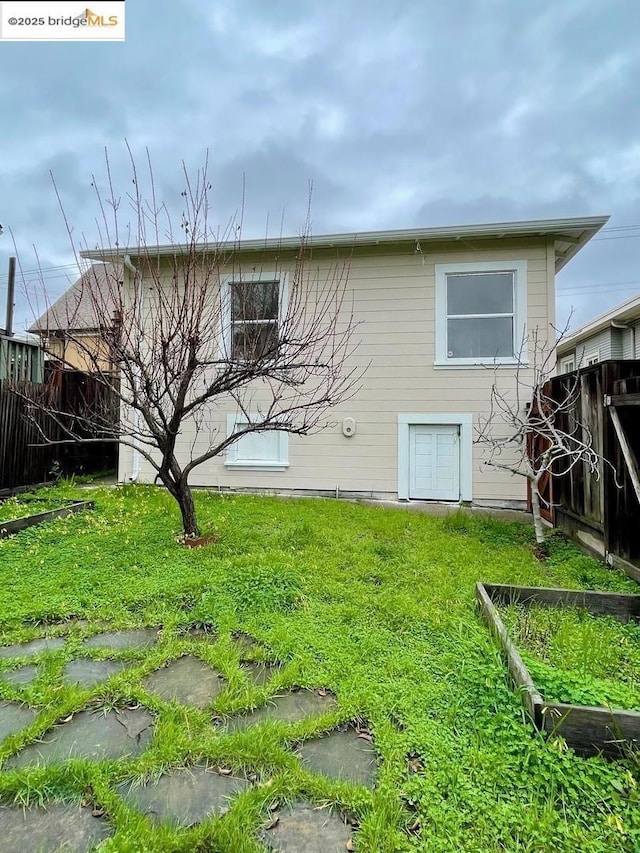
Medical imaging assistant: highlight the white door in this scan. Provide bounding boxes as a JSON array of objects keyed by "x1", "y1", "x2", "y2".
[{"x1": 409, "y1": 424, "x2": 460, "y2": 500}]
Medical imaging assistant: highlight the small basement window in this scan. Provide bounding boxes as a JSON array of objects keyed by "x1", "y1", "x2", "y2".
[{"x1": 225, "y1": 414, "x2": 289, "y2": 470}]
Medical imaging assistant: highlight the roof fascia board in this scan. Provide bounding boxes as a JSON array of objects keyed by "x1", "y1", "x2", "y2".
[{"x1": 81, "y1": 216, "x2": 609, "y2": 263}]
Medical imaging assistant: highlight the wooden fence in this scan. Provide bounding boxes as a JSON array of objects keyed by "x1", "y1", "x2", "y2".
[
  {"x1": 548, "y1": 360, "x2": 640, "y2": 581},
  {"x1": 0, "y1": 370, "x2": 118, "y2": 493}
]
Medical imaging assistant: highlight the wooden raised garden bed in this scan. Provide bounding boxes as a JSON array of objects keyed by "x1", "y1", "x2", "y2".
[
  {"x1": 0, "y1": 499, "x2": 94, "y2": 539},
  {"x1": 476, "y1": 582, "x2": 640, "y2": 758}
]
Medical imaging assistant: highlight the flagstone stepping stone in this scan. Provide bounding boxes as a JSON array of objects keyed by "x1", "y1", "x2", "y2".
[
  {"x1": 117, "y1": 765, "x2": 250, "y2": 826},
  {"x1": 5, "y1": 707, "x2": 154, "y2": 768},
  {"x1": 182, "y1": 624, "x2": 217, "y2": 640},
  {"x1": 1, "y1": 664, "x2": 38, "y2": 687},
  {"x1": 83, "y1": 627, "x2": 159, "y2": 651},
  {"x1": 297, "y1": 729, "x2": 377, "y2": 788},
  {"x1": 0, "y1": 802, "x2": 112, "y2": 852},
  {"x1": 258, "y1": 803, "x2": 353, "y2": 852},
  {"x1": 241, "y1": 661, "x2": 282, "y2": 686},
  {"x1": 0, "y1": 700, "x2": 37, "y2": 742},
  {"x1": 0, "y1": 637, "x2": 65, "y2": 658},
  {"x1": 231, "y1": 632, "x2": 261, "y2": 656},
  {"x1": 63, "y1": 658, "x2": 129, "y2": 688},
  {"x1": 223, "y1": 689, "x2": 337, "y2": 732},
  {"x1": 142, "y1": 656, "x2": 226, "y2": 709}
]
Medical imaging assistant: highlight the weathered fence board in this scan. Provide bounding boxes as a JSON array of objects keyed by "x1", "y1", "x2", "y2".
[
  {"x1": 550, "y1": 361, "x2": 640, "y2": 577},
  {"x1": 0, "y1": 370, "x2": 118, "y2": 491},
  {"x1": 0, "y1": 379, "x2": 60, "y2": 491}
]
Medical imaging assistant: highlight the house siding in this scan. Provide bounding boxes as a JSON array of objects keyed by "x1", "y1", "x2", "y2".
[
  {"x1": 575, "y1": 328, "x2": 613, "y2": 365},
  {"x1": 119, "y1": 237, "x2": 553, "y2": 507}
]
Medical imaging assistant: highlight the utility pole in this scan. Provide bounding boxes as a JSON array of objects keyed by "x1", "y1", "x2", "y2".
[{"x1": 5, "y1": 256, "x2": 15, "y2": 337}]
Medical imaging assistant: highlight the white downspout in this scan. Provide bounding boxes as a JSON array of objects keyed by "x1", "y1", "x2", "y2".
[
  {"x1": 610, "y1": 320, "x2": 634, "y2": 360},
  {"x1": 123, "y1": 253, "x2": 142, "y2": 481}
]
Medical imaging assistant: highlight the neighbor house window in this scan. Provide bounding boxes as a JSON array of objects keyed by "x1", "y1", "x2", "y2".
[
  {"x1": 434, "y1": 261, "x2": 527, "y2": 366},
  {"x1": 221, "y1": 272, "x2": 288, "y2": 361},
  {"x1": 560, "y1": 356, "x2": 575, "y2": 373},
  {"x1": 586, "y1": 351, "x2": 600, "y2": 366},
  {"x1": 225, "y1": 413, "x2": 289, "y2": 470}
]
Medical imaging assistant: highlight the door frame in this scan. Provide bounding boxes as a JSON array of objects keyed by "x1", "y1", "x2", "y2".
[{"x1": 398, "y1": 413, "x2": 473, "y2": 501}]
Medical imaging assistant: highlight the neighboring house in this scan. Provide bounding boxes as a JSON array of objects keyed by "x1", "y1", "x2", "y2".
[
  {"x1": 29, "y1": 263, "x2": 121, "y2": 373},
  {"x1": 556, "y1": 292, "x2": 640, "y2": 374},
  {"x1": 82, "y1": 217, "x2": 606, "y2": 509},
  {"x1": 0, "y1": 333, "x2": 43, "y2": 382}
]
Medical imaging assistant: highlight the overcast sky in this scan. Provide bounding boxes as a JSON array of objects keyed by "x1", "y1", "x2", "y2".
[{"x1": 1, "y1": 0, "x2": 639, "y2": 334}]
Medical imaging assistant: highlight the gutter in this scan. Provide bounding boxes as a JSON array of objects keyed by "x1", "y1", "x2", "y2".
[
  {"x1": 80, "y1": 215, "x2": 609, "y2": 263},
  {"x1": 123, "y1": 254, "x2": 142, "y2": 481}
]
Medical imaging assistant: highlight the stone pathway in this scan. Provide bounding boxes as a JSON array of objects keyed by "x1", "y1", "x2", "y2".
[
  {"x1": 0, "y1": 700, "x2": 37, "y2": 741},
  {"x1": 223, "y1": 688, "x2": 338, "y2": 732},
  {"x1": 0, "y1": 637, "x2": 65, "y2": 658},
  {"x1": 0, "y1": 625, "x2": 376, "y2": 849},
  {"x1": 5, "y1": 707, "x2": 154, "y2": 768},
  {"x1": 117, "y1": 765, "x2": 250, "y2": 826},
  {"x1": 63, "y1": 658, "x2": 129, "y2": 688},
  {"x1": 298, "y1": 729, "x2": 377, "y2": 788},
  {"x1": 259, "y1": 803, "x2": 353, "y2": 852},
  {"x1": 1, "y1": 664, "x2": 39, "y2": 687},
  {"x1": 0, "y1": 803, "x2": 112, "y2": 852},
  {"x1": 83, "y1": 628, "x2": 159, "y2": 651},
  {"x1": 241, "y1": 660, "x2": 282, "y2": 686},
  {"x1": 142, "y1": 655, "x2": 226, "y2": 708}
]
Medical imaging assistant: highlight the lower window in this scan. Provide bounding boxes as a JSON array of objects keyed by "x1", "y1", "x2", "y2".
[{"x1": 225, "y1": 414, "x2": 289, "y2": 470}]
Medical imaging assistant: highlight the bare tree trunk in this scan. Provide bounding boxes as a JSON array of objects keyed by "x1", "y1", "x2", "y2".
[
  {"x1": 530, "y1": 476, "x2": 548, "y2": 559},
  {"x1": 176, "y1": 479, "x2": 200, "y2": 539},
  {"x1": 161, "y1": 477, "x2": 200, "y2": 539}
]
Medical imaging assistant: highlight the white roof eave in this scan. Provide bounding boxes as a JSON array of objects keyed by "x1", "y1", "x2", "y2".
[{"x1": 80, "y1": 215, "x2": 609, "y2": 266}]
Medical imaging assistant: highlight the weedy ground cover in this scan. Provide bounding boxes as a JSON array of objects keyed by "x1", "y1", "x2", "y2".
[
  {"x1": 0, "y1": 493, "x2": 73, "y2": 523},
  {"x1": 0, "y1": 489, "x2": 638, "y2": 852},
  {"x1": 500, "y1": 603, "x2": 640, "y2": 711}
]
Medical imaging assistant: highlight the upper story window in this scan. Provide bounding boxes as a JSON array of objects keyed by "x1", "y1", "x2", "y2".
[
  {"x1": 435, "y1": 261, "x2": 527, "y2": 367},
  {"x1": 585, "y1": 351, "x2": 600, "y2": 366},
  {"x1": 221, "y1": 272, "x2": 288, "y2": 361},
  {"x1": 231, "y1": 280, "x2": 279, "y2": 360},
  {"x1": 560, "y1": 356, "x2": 576, "y2": 373}
]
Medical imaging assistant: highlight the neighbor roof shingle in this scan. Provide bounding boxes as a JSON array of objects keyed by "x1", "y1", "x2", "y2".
[{"x1": 29, "y1": 264, "x2": 122, "y2": 334}]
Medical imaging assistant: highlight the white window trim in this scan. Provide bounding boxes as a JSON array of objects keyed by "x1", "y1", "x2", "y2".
[
  {"x1": 559, "y1": 355, "x2": 576, "y2": 373},
  {"x1": 585, "y1": 350, "x2": 600, "y2": 366},
  {"x1": 225, "y1": 412, "x2": 289, "y2": 471},
  {"x1": 219, "y1": 271, "x2": 289, "y2": 361},
  {"x1": 397, "y1": 413, "x2": 472, "y2": 501},
  {"x1": 434, "y1": 261, "x2": 528, "y2": 367}
]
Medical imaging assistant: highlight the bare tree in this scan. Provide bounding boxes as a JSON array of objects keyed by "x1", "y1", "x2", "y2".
[
  {"x1": 21, "y1": 151, "x2": 363, "y2": 540},
  {"x1": 475, "y1": 327, "x2": 601, "y2": 556}
]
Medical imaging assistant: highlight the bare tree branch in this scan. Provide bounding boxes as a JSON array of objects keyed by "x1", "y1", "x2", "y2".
[
  {"x1": 19, "y1": 150, "x2": 365, "y2": 539},
  {"x1": 475, "y1": 321, "x2": 612, "y2": 555}
]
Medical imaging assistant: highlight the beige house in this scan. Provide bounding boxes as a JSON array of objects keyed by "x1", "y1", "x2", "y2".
[
  {"x1": 82, "y1": 218, "x2": 606, "y2": 509},
  {"x1": 557, "y1": 291, "x2": 640, "y2": 373},
  {"x1": 29, "y1": 264, "x2": 121, "y2": 373}
]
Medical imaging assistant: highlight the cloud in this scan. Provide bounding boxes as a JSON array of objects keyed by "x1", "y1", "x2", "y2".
[{"x1": 1, "y1": 0, "x2": 638, "y2": 333}]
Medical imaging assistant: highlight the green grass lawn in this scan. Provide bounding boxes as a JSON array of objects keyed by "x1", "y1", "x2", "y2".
[
  {"x1": 501, "y1": 603, "x2": 640, "y2": 711},
  {"x1": 0, "y1": 485, "x2": 639, "y2": 852}
]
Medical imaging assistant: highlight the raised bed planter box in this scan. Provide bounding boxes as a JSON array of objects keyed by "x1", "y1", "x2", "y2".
[
  {"x1": 476, "y1": 581, "x2": 640, "y2": 758},
  {"x1": 0, "y1": 500, "x2": 94, "y2": 539}
]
